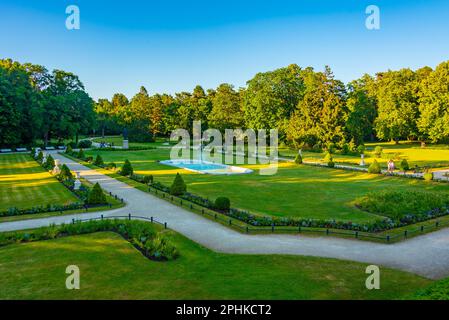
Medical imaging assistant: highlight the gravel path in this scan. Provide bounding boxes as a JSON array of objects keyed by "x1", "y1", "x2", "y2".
[{"x1": 1, "y1": 152, "x2": 448, "y2": 280}]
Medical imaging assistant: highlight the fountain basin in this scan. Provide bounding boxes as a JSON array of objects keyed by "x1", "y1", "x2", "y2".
[{"x1": 160, "y1": 159, "x2": 253, "y2": 175}]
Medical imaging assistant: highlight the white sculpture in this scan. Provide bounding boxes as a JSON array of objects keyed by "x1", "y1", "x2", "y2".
[
  {"x1": 52, "y1": 159, "x2": 61, "y2": 175},
  {"x1": 74, "y1": 171, "x2": 81, "y2": 190},
  {"x1": 360, "y1": 154, "x2": 366, "y2": 166}
]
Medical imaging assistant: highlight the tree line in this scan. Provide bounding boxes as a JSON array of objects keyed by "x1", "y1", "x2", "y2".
[{"x1": 2, "y1": 58, "x2": 449, "y2": 148}]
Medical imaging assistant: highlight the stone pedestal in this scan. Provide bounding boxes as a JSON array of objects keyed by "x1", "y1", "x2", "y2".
[
  {"x1": 360, "y1": 154, "x2": 366, "y2": 166},
  {"x1": 123, "y1": 140, "x2": 129, "y2": 150}
]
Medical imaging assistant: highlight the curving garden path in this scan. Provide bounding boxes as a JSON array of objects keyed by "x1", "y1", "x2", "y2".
[{"x1": 1, "y1": 152, "x2": 449, "y2": 280}]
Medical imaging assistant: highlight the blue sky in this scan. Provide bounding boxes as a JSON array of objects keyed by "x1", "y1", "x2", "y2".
[{"x1": 1, "y1": 0, "x2": 448, "y2": 100}]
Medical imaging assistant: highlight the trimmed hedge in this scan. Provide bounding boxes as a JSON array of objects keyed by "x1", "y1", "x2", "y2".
[
  {"x1": 0, "y1": 219, "x2": 179, "y2": 261},
  {"x1": 215, "y1": 197, "x2": 231, "y2": 211},
  {"x1": 368, "y1": 160, "x2": 381, "y2": 174}
]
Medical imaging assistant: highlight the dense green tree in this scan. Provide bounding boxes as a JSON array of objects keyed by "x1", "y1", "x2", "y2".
[
  {"x1": 208, "y1": 83, "x2": 243, "y2": 132},
  {"x1": 418, "y1": 61, "x2": 449, "y2": 142}
]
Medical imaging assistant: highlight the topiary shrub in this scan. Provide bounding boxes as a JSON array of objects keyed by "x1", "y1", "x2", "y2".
[
  {"x1": 368, "y1": 159, "x2": 381, "y2": 174},
  {"x1": 214, "y1": 197, "x2": 231, "y2": 212},
  {"x1": 77, "y1": 148, "x2": 85, "y2": 159},
  {"x1": 65, "y1": 144, "x2": 73, "y2": 154},
  {"x1": 94, "y1": 154, "x2": 104, "y2": 166},
  {"x1": 323, "y1": 152, "x2": 332, "y2": 163},
  {"x1": 170, "y1": 173, "x2": 186, "y2": 196},
  {"x1": 120, "y1": 159, "x2": 133, "y2": 176},
  {"x1": 37, "y1": 151, "x2": 44, "y2": 163},
  {"x1": 357, "y1": 145, "x2": 366, "y2": 155},
  {"x1": 295, "y1": 154, "x2": 303, "y2": 164},
  {"x1": 400, "y1": 159, "x2": 410, "y2": 172},
  {"x1": 328, "y1": 160, "x2": 335, "y2": 168},
  {"x1": 77, "y1": 140, "x2": 92, "y2": 148},
  {"x1": 374, "y1": 146, "x2": 383, "y2": 158},
  {"x1": 59, "y1": 164, "x2": 73, "y2": 180},
  {"x1": 143, "y1": 175, "x2": 154, "y2": 184},
  {"x1": 341, "y1": 143, "x2": 350, "y2": 155},
  {"x1": 44, "y1": 154, "x2": 55, "y2": 170},
  {"x1": 106, "y1": 162, "x2": 116, "y2": 170},
  {"x1": 88, "y1": 182, "x2": 107, "y2": 205}
]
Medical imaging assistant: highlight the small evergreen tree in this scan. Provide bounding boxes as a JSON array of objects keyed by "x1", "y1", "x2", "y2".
[
  {"x1": 400, "y1": 159, "x2": 410, "y2": 172},
  {"x1": 65, "y1": 144, "x2": 73, "y2": 154},
  {"x1": 120, "y1": 159, "x2": 133, "y2": 176},
  {"x1": 368, "y1": 159, "x2": 381, "y2": 174},
  {"x1": 60, "y1": 164, "x2": 73, "y2": 180},
  {"x1": 94, "y1": 154, "x2": 104, "y2": 166},
  {"x1": 44, "y1": 154, "x2": 55, "y2": 170},
  {"x1": 170, "y1": 173, "x2": 186, "y2": 196},
  {"x1": 88, "y1": 183, "x2": 107, "y2": 204},
  {"x1": 143, "y1": 175, "x2": 154, "y2": 184},
  {"x1": 295, "y1": 153, "x2": 303, "y2": 165},
  {"x1": 37, "y1": 151, "x2": 44, "y2": 163}
]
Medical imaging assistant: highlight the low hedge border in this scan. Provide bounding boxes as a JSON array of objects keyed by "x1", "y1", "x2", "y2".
[{"x1": 0, "y1": 218, "x2": 178, "y2": 261}]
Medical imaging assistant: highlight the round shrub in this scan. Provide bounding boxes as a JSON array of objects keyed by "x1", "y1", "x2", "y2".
[
  {"x1": 170, "y1": 173, "x2": 186, "y2": 196},
  {"x1": 107, "y1": 162, "x2": 116, "y2": 170},
  {"x1": 295, "y1": 154, "x2": 303, "y2": 164},
  {"x1": 357, "y1": 145, "x2": 366, "y2": 155},
  {"x1": 374, "y1": 146, "x2": 383, "y2": 158},
  {"x1": 215, "y1": 197, "x2": 231, "y2": 211},
  {"x1": 368, "y1": 160, "x2": 381, "y2": 174},
  {"x1": 341, "y1": 143, "x2": 350, "y2": 155},
  {"x1": 94, "y1": 154, "x2": 104, "y2": 166},
  {"x1": 77, "y1": 140, "x2": 92, "y2": 148},
  {"x1": 120, "y1": 159, "x2": 133, "y2": 176},
  {"x1": 88, "y1": 182, "x2": 107, "y2": 205},
  {"x1": 328, "y1": 160, "x2": 335, "y2": 168},
  {"x1": 143, "y1": 175, "x2": 154, "y2": 184},
  {"x1": 400, "y1": 159, "x2": 410, "y2": 172}
]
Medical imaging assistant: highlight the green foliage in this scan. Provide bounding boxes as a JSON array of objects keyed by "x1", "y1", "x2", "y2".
[
  {"x1": 0, "y1": 219, "x2": 179, "y2": 261},
  {"x1": 328, "y1": 160, "x2": 335, "y2": 168},
  {"x1": 37, "y1": 151, "x2": 44, "y2": 162},
  {"x1": 341, "y1": 143, "x2": 350, "y2": 155},
  {"x1": 323, "y1": 152, "x2": 333, "y2": 163},
  {"x1": 77, "y1": 140, "x2": 92, "y2": 148},
  {"x1": 357, "y1": 145, "x2": 365, "y2": 155},
  {"x1": 59, "y1": 164, "x2": 73, "y2": 180},
  {"x1": 170, "y1": 173, "x2": 186, "y2": 196},
  {"x1": 87, "y1": 183, "x2": 107, "y2": 205},
  {"x1": 294, "y1": 153, "x2": 303, "y2": 164},
  {"x1": 400, "y1": 159, "x2": 410, "y2": 171},
  {"x1": 412, "y1": 277, "x2": 449, "y2": 300},
  {"x1": 143, "y1": 175, "x2": 154, "y2": 184},
  {"x1": 120, "y1": 159, "x2": 133, "y2": 176},
  {"x1": 374, "y1": 146, "x2": 383, "y2": 157},
  {"x1": 356, "y1": 190, "x2": 449, "y2": 221},
  {"x1": 106, "y1": 162, "x2": 116, "y2": 170},
  {"x1": 77, "y1": 148, "x2": 85, "y2": 159},
  {"x1": 94, "y1": 154, "x2": 104, "y2": 166},
  {"x1": 214, "y1": 197, "x2": 231, "y2": 211},
  {"x1": 65, "y1": 145, "x2": 73, "y2": 154},
  {"x1": 44, "y1": 154, "x2": 55, "y2": 170},
  {"x1": 368, "y1": 159, "x2": 381, "y2": 174}
]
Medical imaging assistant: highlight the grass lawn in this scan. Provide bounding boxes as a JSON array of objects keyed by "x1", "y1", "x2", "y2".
[
  {"x1": 280, "y1": 141, "x2": 449, "y2": 170},
  {"x1": 83, "y1": 148, "x2": 449, "y2": 223},
  {"x1": 0, "y1": 154, "x2": 79, "y2": 211},
  {"x1": 0, "y1": 231, "x2": 431, "y2": 299}
]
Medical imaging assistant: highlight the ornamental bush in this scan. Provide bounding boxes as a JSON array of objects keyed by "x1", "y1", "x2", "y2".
[
  {"x1": 143, "y1": 175, "x2": 154, "y2": 184},
  {"x1": 214, "y1": 197, "x2": 231, "y2": 211},
  {"x1": 368, "y1": 159, "x2": 381, "y2": 174},
  {"x1": 65, "y1": 144, "x2": 73, "y2": 154},
  {"x1": 170, "y1": 173, "x2": 186, "y2": 196},
  {"x1": 120, "y1": 159, "x2": 134, "y2": 176},
  {"x1": 44, "y1": 154, "x2": 55, "y2": 170},
  {"x1": 106, "y1": 162, "x2": 116, "y2": 170},
  {"x1": 328, "y1": 160, "x2": 335, "y2": 168},
  {"x1": 87, "y1": 182, "x2": 107, "y2": 205},
  {"x1": 423, "y1": 171, "x2": 433, "y2": 181},
  {"x1": 295, "y1": 154, "x2": 303, "y2": 164},
  {"x1": 37, "y1": 151, "x2": 44, "y2": 162},
  {"x1": 77, "y1": 140, "x2": 92, "y2": 148},
  {"x1": 59, "y1": 164, "x2": 73, "y2": 180},
  {"x1": 357, "y1": 145, "x2": 366, "y2": 155},
  {"x1": 400, "y1": 159, "x2": 410, "y2": 172},
  {"x1": 374, "y1": 146, "x2": 383, "y2": 158},
  {"x1": 94, "y1": 154, "x2": 104, "y2": 166}
]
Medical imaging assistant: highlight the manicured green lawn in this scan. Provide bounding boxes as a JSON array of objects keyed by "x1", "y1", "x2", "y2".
[
  {"x1": 83, "y1": 148, "x2": 449, "y2": 223},
  {"x1": 0, "y1": 154, "x2": 78, "y2": 211},
  {"x1": 0, "y1": 231, "x2": 431, "y2": 299}
]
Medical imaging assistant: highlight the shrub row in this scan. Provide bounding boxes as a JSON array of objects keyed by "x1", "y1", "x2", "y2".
[
  {"x1": 0, "y1": 203, "x2": 85, "y2": 218},
  {"x1": 0, "y1": 219, "x2": 179, "y2": 261}
]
